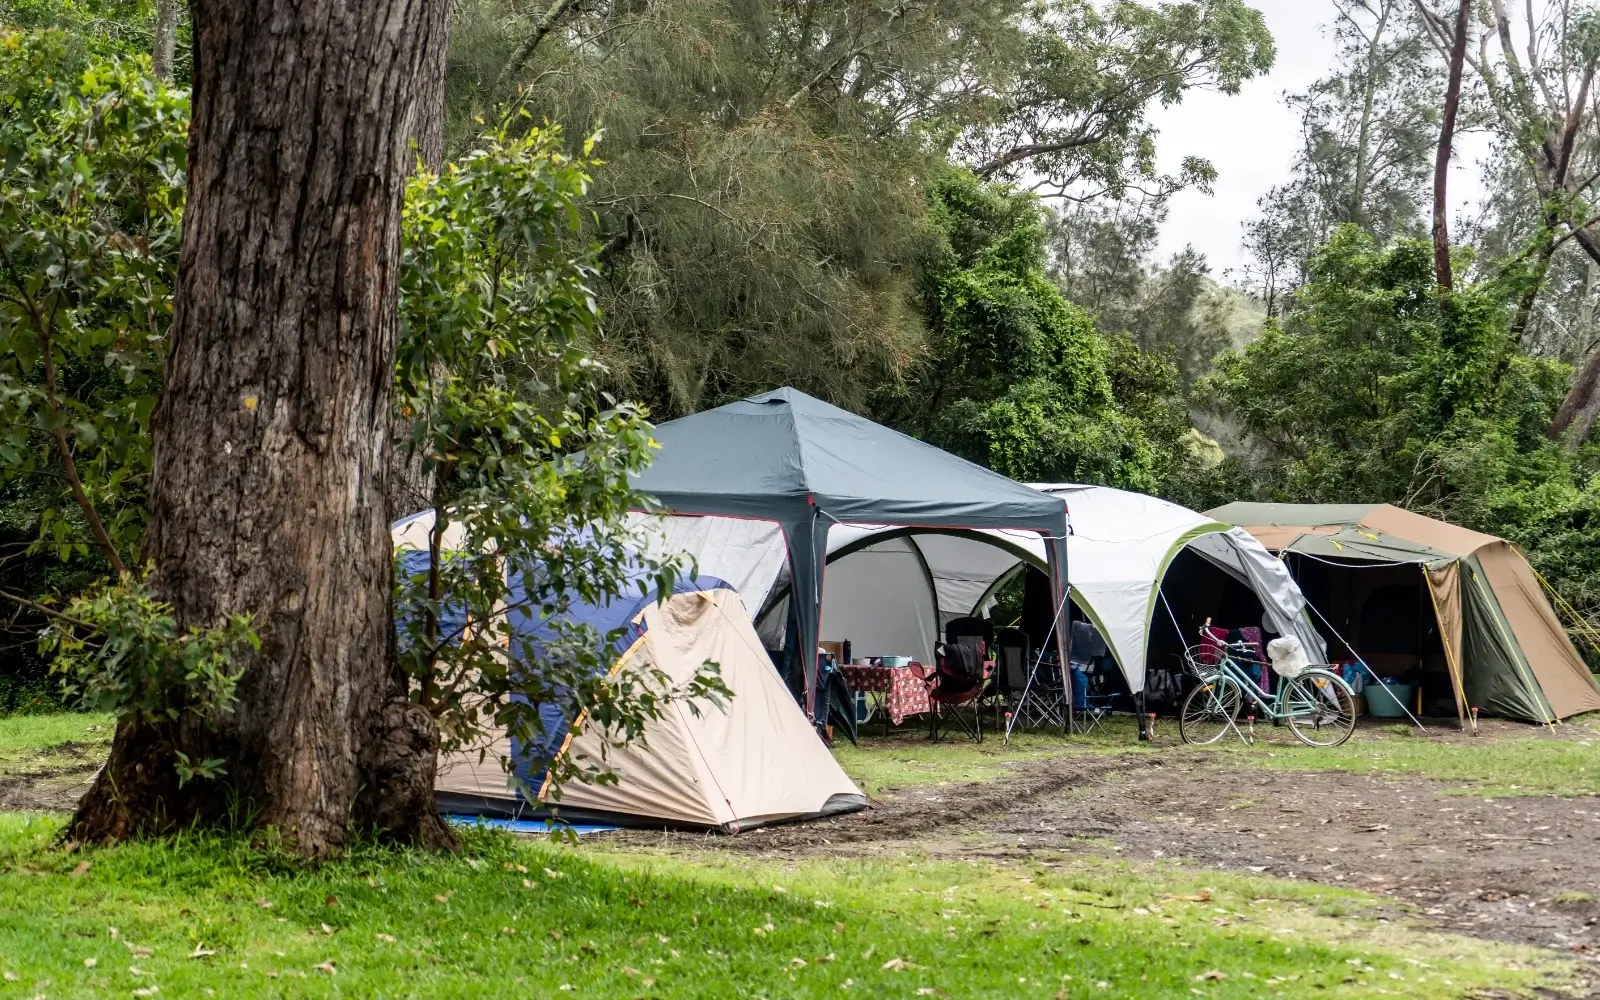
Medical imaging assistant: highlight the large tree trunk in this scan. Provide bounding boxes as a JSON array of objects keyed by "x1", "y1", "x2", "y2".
[
  {"x1": 1551, "y1": 345, "x2": 1600, "y2": 446},
  {"x1": 411, "y1": 4, "x2": 449, "y2": 173},
  {"x1": 1430, "y1": 0, "x2": 1470, "y2": 292},
  {"x1": 70, "y1": 0, "x2": 455, "y2": 856}
]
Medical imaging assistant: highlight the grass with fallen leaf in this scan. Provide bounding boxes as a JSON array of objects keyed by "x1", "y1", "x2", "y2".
[{"x1": 0, "y1": 811, "x2": 1573, "y2": 999}]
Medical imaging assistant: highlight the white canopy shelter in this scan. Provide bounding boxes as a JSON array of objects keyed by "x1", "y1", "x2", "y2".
[
  {"x1": 633, "y1": 485, "x2": 1324, "y2": 695},
  {"x1": 1029, "y1": 485, "x2": 1325, "y2": 694}
]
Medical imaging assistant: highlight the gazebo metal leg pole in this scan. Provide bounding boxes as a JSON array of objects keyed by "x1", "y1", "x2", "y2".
[
  {"x1": 1005, "y1": 657, "x2": 1040, "y2": 744},
  {"x1": 1054, "y1": 585, "x2": 1072, "y2": 736},
  {"x1": 1063, "y1": 659, "x2": 1073, "y2": 736}
]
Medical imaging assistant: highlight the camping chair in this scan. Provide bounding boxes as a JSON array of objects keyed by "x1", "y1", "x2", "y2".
[
  {"x1": 1070, "y1": 660, "x2": 1117, "y2": 735},
  {"x1": 988, "y1": 628, "x2": 1030, "y2": 727},
  {"x1": 928, "y1": 641, "x2": 986, "y2": 742},
  {"x1": 945, "y1": 616, "x2": 995, "y2": 650},
  {"x1": 1011, "y1": 648, "x2": 1068, "y2": 730}
]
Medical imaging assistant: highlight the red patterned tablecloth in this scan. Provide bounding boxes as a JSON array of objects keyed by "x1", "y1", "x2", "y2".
[{"x1": 841, "y1": 663, "x2": 932, "y2": 725}]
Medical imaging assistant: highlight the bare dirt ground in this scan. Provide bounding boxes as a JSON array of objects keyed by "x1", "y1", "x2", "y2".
[
  {"x1": 616, "y1": 725, "x2": 1600, "y2": 993},
  {"x1": 0, "y1": 739, "x2": 102, "y2": 813}
]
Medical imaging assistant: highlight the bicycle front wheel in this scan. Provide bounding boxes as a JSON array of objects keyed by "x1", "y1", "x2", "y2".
[
  {"x1": 1179, "y1": 676, "x2": 1243, "y2": 745},
  {"x1": 1283, "y1": 672, "x2": 1357, "y2": 747}
]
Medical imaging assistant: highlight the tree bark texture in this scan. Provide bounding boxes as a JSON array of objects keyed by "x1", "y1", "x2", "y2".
[
  {"x1": 70, "y1": 0, "x2": 455, "y2": 855},
  {"x1": 411, "y1": 2, "x2": 448, "y2": 172},
  {"x1": 151, "y1": 0, "x2": 180, "y2": 82},
  {"x1": 1430, "y1": 0, "x2": 1469, "y2": 293},
  {"x1": 388, "y1": 6, "x2": 449, "y2": 521},
  {"x1": 1551, "y1": 348, "x2": 1600, "y2": 448}
]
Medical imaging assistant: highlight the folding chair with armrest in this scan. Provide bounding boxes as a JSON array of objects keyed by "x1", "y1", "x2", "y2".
[{"x1": 928, "y1": 641, "x2": 986, "y2": 742}]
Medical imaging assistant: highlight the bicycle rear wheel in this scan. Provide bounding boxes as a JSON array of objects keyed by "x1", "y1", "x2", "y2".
[
  {"x1": 1283, "y1": 672, "x2": 1357, "y2": 747},
  {"x1": 1179, "y1": 676, "x2": 1242, "y2": 745}
]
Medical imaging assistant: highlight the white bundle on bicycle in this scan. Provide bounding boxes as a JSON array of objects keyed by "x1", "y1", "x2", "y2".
[{"x1": 1266, "y1": 636, "x2": 1310, "y2": 679}]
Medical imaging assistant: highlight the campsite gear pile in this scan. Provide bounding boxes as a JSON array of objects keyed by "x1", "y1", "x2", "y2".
[{"x1": 821, "y1": 486, "x2": 1325, "y2": 710}]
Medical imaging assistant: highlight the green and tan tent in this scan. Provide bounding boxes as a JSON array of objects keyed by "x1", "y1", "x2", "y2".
[{"x1": 1208, "y1": 503, "x2": 1600, "y2": 724}]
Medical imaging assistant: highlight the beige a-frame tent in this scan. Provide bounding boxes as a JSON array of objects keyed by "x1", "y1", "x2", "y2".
[
  {"x1": 1209, "y1": 503, "x2": 1600, "y2": 724},
  {"x1": 431, "y1": 582, "x2": 866, "y2": 831},
  {"x1": 395, "y1": 512, "x2": 865, "y2": 832}
]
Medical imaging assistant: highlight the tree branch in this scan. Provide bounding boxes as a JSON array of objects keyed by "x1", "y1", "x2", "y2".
[
  {"x1": 0, "y1": 588, "x2": 94, "y2": 629},
  {"x1": 0, "y1": 243, "x2": 128, "y2": 576},
  {"x1": 782, "y1": 7, "x2": 920, "y2": 110},
  {"x1": 1431, "y1": 0, "x2": 1470, "y2": 292},
  {"x1": 972, "y1": 128, "x2": 1112, "y2": 179},
  {"x1": 495, "y1": 0, "x2": 586, "y2": 90}
]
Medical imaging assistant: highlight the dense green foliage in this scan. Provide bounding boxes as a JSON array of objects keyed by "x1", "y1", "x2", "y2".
[
  {"x1": 0, "y1": 0, "x2": 166, "y2": 62},
  {"x1": 1203, "y1": 228, "x2": 1600, "y2": 649},
  {"x1": 0, "y1": 31, "x2": 186, "y2": 710},
  {"x1": 879, "y1": 170, "x2": 1194, "y2": 491},
  {"x1": 446, "y1": 0, "x2": 1270, "y2": 418},
  {"x1": 0, "y1": 34, "x2": 185, "y2": 569},
  {"x1": 393, "y1": 123, "x2": 727, "y2": 793}
]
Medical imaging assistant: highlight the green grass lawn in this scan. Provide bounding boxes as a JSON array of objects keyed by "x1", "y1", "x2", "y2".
[
  {"x1": 0, "y1": 812, "x2": 1571, "y2": 999},
  {"x1": 0, "y1": 713, "x2": 113, "y2": 807},
  {"x1": 0, "y1": 713, "x2": 113, "y2": 771},
  {"x1": 0, "y1": 712, "x2": 1591, "y2": 997},
  {"x1": 833, "y1": 714, "x2": 1600, "y2": 797}
]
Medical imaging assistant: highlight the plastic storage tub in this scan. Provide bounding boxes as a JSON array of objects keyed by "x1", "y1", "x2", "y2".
[{"x1": 1365, "y1": 681, "x2": 1415, "y2": 718}]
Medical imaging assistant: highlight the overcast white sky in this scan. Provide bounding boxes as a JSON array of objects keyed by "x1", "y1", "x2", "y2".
[{"x1": 1146, "y1": 0, "x2": 1491, "y2": 280}]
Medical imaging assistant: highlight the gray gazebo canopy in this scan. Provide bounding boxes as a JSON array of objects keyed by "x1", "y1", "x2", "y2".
[{"x1": 630, "y1": 388, "x2": 1070, "y2": 710}]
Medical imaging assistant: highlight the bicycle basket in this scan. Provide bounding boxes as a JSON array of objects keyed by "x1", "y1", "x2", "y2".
[{"x1": 1182, "y1": 644, "x2": 1222, "y2": 681}]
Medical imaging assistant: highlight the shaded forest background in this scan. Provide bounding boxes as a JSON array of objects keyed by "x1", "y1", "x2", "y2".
[{"x1": 7, "y1": 0, "x2": 1600, "y2": 709}]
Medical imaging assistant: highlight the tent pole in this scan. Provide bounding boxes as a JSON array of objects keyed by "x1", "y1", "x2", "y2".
[
  {"x1": 1004, "y1": 581, "x2": 1073, "y2": 743},
  {"x1": 785, "y1": 506, "x2": 829, "y2": 727},
  {"x1": 1051, "y1": 537, "x2": 1073, "y2": 736},
  {"x1": 1304, "y1": 599, "x2": 1428, "y2": 733}
]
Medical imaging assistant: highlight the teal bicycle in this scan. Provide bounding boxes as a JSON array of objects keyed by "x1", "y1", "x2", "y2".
[{"x1": 1178, "y1": 620, "x2": 1357, "y2": 747}]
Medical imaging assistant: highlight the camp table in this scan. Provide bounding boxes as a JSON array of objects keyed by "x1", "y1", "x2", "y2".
[{"x1": 842, "y1": 662, "x2": 933, "y2": 728}]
